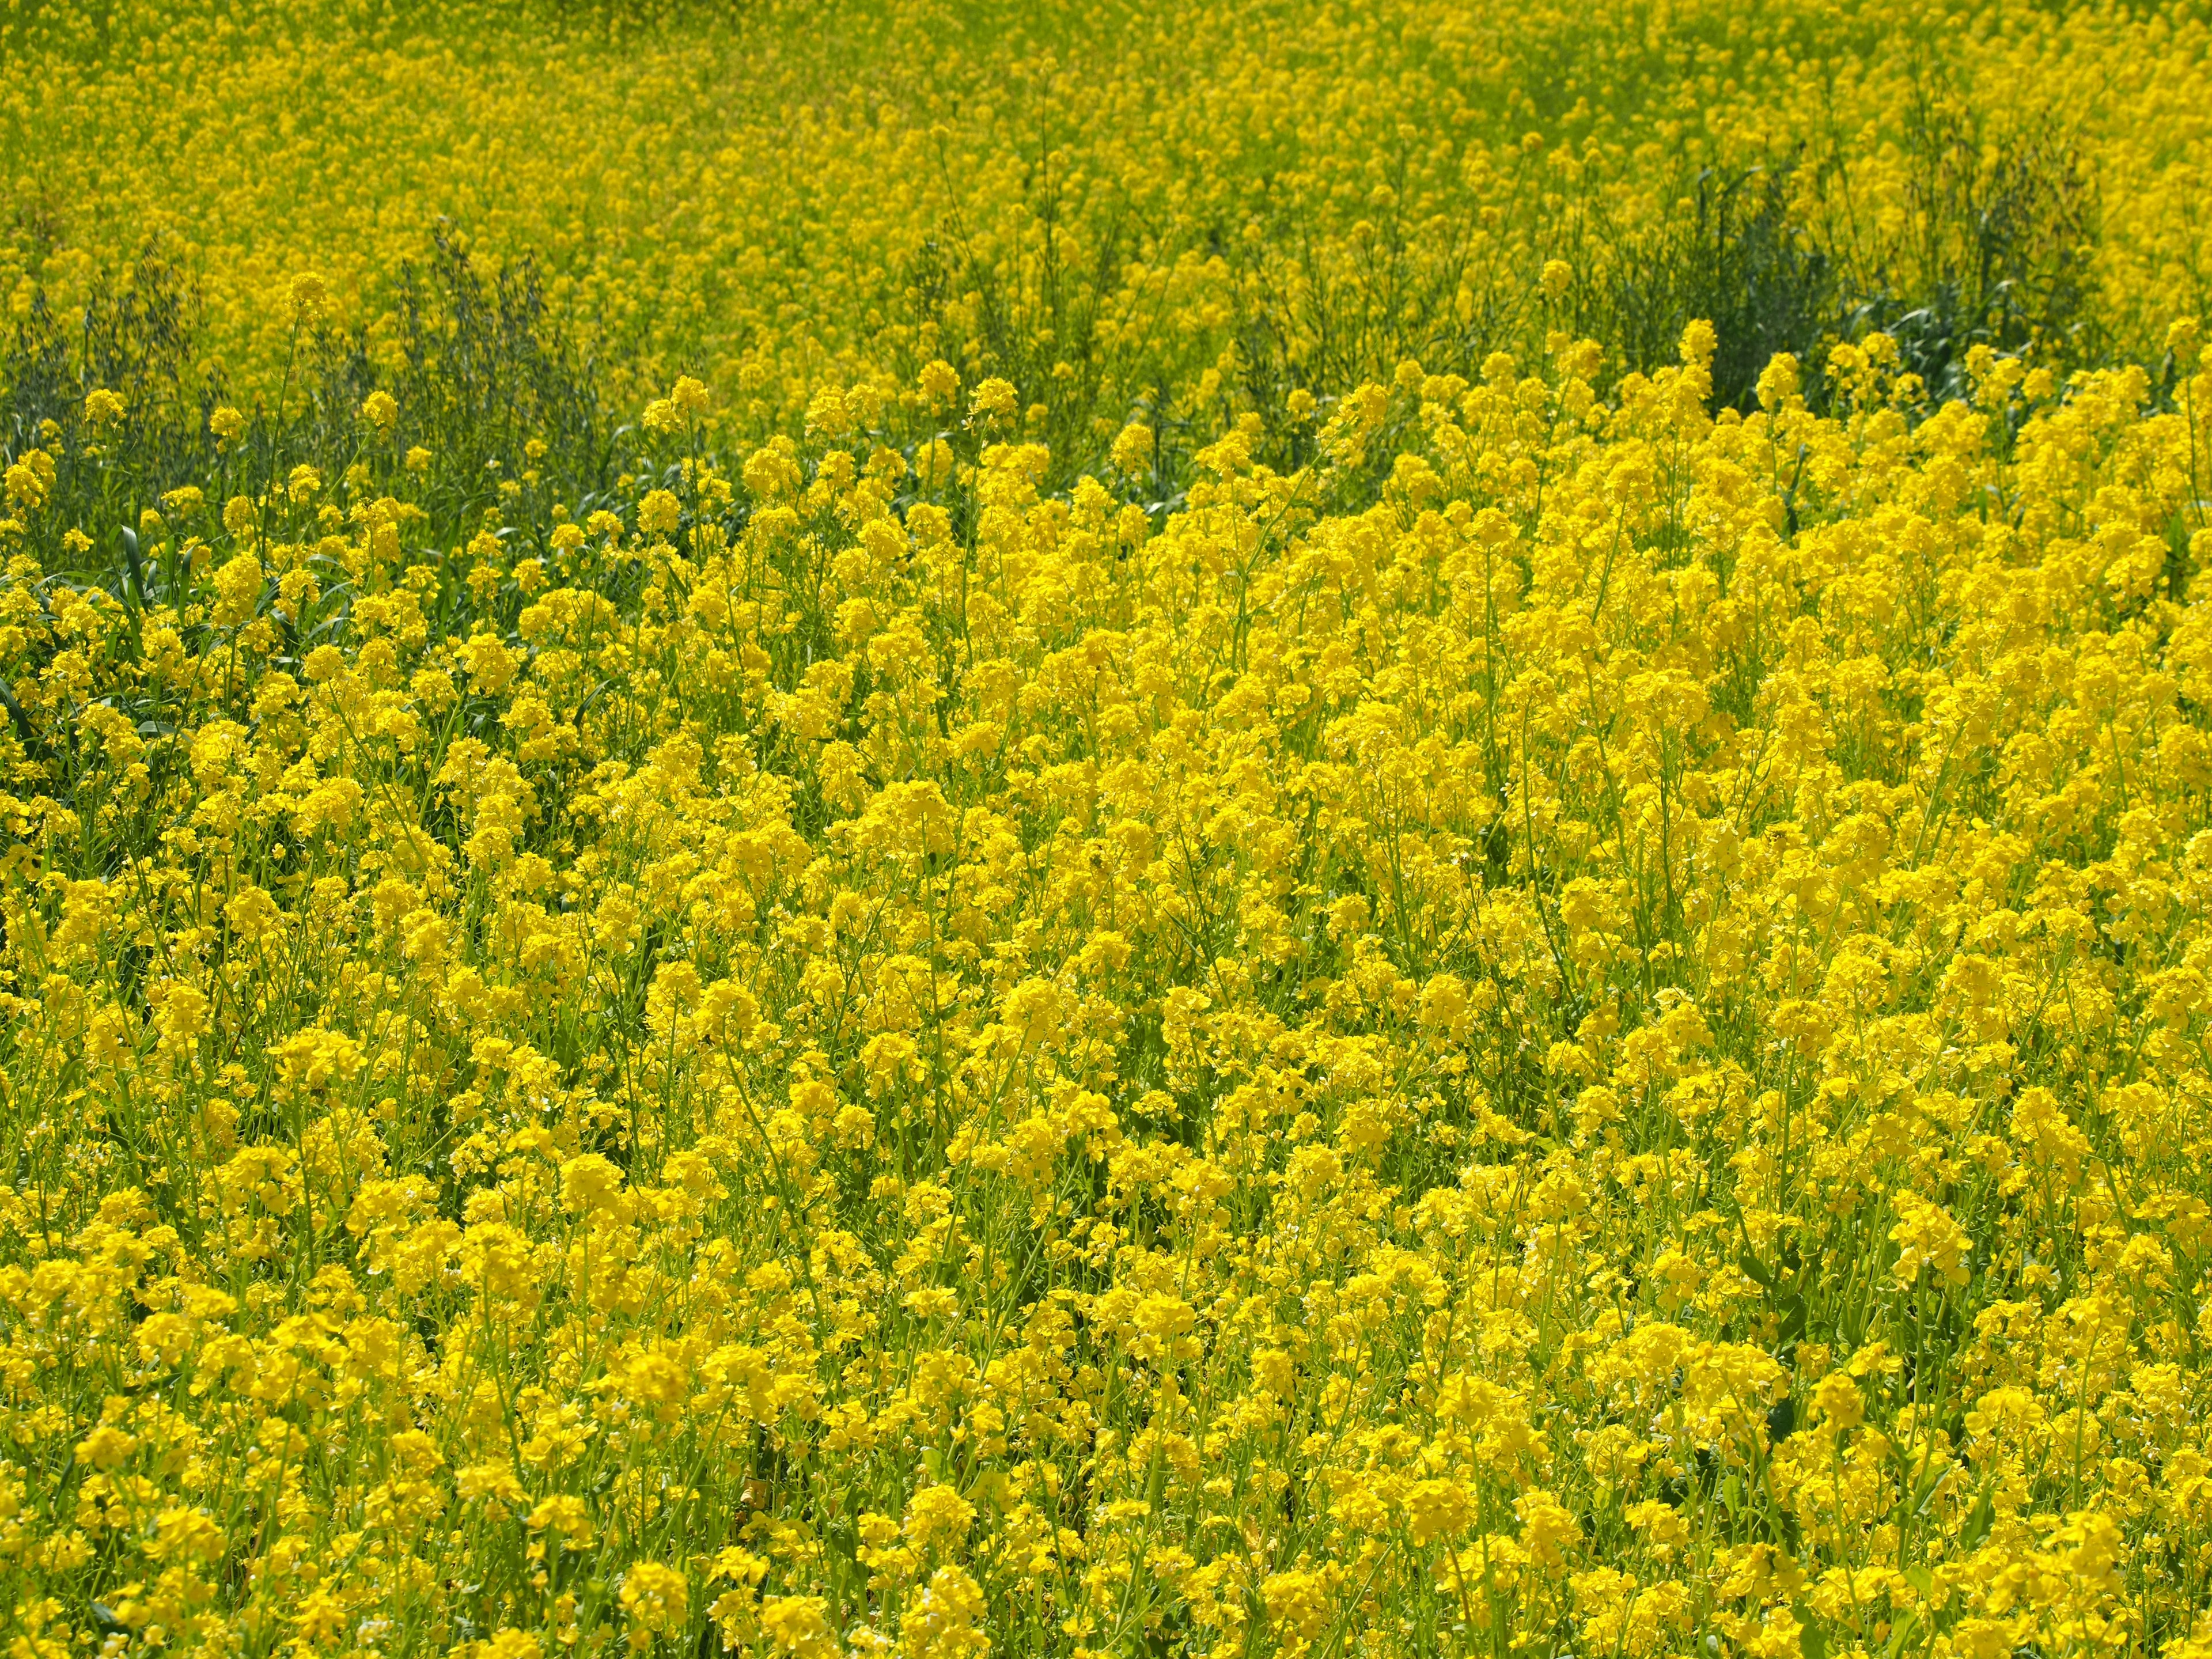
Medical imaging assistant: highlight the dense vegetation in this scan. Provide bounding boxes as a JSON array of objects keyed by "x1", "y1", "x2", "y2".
[{"x1": 6, "y1": 2, "x2": 2212, "y2": 1657}]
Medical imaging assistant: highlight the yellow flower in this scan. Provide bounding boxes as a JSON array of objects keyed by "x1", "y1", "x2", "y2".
[
  {"x1": 1109, "y1": 421, "x2": 1153, "y2": 474},
  {"x1": 903, "y1": 1483, "x2": 975, "y2": 1552},
  {"x1": 672, "y1": 375, "x2": 711, "y2": 417},
  {"x1": 918, "y1": 359, "x2": 959, "y2": 403},
  {"x1": 1404, "y1": 1478, "x2": 1476, "y2": 1547},
  {"x1": 967, "y1": 377, "x2": 1018, "y2": 422},
  {"x1": 1889, "y1": 1192, "x2": 1973, "y2": 1288},
  {"x1": 287, "y1": 271, "x2": 327, "y2": 322},
  {"x1": 1811, "y1": 1372, "x2": 1865, "y2": 1434},
  {"x1": 620, "y1": 1562, "x2": 689, "y2": 1645},
  {"x1": 758, "y1": 1596, "x2": 836, "y2": 1659}
]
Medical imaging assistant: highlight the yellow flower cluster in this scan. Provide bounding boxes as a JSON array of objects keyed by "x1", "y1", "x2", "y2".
[
  {"x1": 7, "y1": 315, "x2": 2212, "y2": 1654},
  {"x1": 4, "y1": 0, "x2": 2209, "y2": 429},
  {"x1": 5, "y1": 2, "x2": 2212, "y2": 1659}
]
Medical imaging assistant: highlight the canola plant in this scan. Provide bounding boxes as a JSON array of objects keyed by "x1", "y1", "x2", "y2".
[{"x1": 5, "y1": 2, "x2": 2212, "y2": 1658}]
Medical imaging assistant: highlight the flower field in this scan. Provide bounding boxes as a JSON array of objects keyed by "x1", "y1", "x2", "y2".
[{"x1": 6, "y1": 1, "x2": 2212, "y2": 1656}]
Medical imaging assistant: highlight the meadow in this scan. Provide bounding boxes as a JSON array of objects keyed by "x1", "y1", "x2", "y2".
[{"x1": 5, "y1": 1, "x2": 2212, "y2": 1656}]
